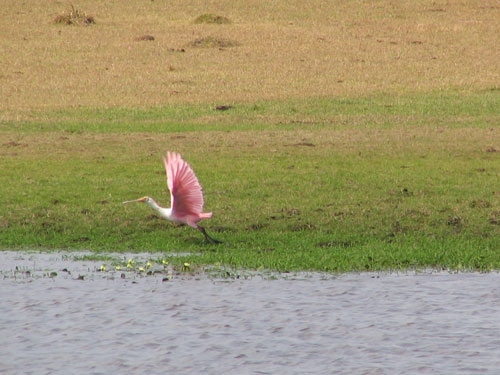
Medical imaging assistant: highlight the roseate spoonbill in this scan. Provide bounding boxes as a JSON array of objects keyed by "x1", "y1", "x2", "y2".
[{"x1": 123, "y1": 152, "x2": 220, "y2": 244}]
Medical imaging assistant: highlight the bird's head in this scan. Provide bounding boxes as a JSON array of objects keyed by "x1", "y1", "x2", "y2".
[{"x1": 123, "y1": 196, "x2": 150, "y2": 204}]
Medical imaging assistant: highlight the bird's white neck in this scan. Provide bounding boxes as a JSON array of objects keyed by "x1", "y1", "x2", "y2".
[{"x1": 145, "y1": 197, "x2": 172, "y2": 220}]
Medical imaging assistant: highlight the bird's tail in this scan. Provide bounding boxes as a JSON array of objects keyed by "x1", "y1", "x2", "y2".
[{"x1": 199, "y1": 212, "x2": 213, "y2": 219}]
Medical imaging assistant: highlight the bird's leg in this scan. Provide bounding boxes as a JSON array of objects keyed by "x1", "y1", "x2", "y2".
[{"x1": 197, "y1": 226, "x2": 222, "y2": 244}]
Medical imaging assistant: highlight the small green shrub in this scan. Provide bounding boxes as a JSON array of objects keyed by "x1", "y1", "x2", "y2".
[{"x1": 194, "y1": 14, "x2": 231, "y2": 24}]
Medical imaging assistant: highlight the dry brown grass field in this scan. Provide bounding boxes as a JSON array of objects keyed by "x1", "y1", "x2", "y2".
[{"x1": 1, "y1": 0, "x2": 499, "y2": 116}]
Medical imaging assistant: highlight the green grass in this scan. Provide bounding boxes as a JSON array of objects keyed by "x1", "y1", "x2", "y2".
[
  {"x1": 2, "y1": 91, "x2": 500, "y2": 272},
  {"x1": 4, "y1": 88, "x2": 499, "y2": 133}
]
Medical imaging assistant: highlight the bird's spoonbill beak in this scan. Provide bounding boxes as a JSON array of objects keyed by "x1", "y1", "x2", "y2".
[{"x1": 123, "y1": 197, "x2": 147, "y2": 204}]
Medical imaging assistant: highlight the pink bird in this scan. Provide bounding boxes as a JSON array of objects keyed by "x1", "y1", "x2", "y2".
[{"x1": 123, "y1": 152, "x2": 220, "y2": 243}]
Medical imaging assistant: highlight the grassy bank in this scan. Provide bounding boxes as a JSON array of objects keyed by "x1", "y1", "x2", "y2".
[{"x1": 2, "y1": 91, "x2": 500, "y2": 272}]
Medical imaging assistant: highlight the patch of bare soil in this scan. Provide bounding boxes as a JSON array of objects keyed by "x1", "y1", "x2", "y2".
[{"x1": 189, "y1": 36, "x2": 240, "y2": 48}]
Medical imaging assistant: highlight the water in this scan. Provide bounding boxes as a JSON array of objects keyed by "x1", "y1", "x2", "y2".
[{"x1": 1, "y1": 251, "x2": 500, "y2": 374}]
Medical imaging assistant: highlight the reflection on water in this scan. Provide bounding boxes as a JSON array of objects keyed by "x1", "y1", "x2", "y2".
[{"x1": 1, "y1": 251, "x2": 500, "y2": 374}]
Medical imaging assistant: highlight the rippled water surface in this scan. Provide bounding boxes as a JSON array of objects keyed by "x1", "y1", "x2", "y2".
[{"x1": 2, "y1": 251, "x2": 500, "y2": 374}]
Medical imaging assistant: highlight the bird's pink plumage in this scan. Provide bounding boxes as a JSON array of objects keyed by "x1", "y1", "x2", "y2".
[{"x1": 163, "y1": 152, "x2": 212, "y2": 226}]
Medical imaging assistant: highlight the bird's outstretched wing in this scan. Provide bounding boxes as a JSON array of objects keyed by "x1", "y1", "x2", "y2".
[{"x1": 163, "y1": 152, "x2": 204, "y2": 217}]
